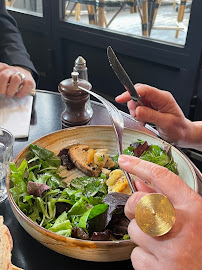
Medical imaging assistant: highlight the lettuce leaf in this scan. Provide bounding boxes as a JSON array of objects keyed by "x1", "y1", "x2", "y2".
[
  {"x1": 78, "y1": 204, "x2": 108, "y2": 233},
  {"x1": 49, "y1": 211, "x2": 72, "y2": 237}
]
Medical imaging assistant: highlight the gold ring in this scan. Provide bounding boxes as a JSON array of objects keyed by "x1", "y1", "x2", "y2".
[
  {"x1": 135, "y1": 193, "x2": 176, "y2": 237},
  {"x1": 15, "y1": 71, "x2": 26, "y2": 83}
]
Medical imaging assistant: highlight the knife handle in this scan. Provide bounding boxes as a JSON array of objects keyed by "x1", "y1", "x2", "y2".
[{"x1": 131, "y1": 95, "x2": 144, "y2": 106}]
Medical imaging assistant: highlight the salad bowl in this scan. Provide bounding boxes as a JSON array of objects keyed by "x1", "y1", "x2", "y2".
[{"x1": 6, "y1": 126, "x2": 198, "y2": 262}]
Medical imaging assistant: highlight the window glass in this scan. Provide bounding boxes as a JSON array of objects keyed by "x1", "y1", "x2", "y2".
[
  {"x1": 5, "y1": 0, "x2": 43, "y2": 15},
  {"x1": 63, "y1": 0, "x2": 192, "y2": 46}
]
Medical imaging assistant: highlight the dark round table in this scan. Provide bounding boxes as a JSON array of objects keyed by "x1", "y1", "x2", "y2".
[{"x1": 0, "y1": 90, "x2": 201, "y2": 270}]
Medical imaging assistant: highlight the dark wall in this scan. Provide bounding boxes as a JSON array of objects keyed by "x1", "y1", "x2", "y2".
[
  {"x1": 193, "y1": 55, "x2": 202, "y2": 121},
  {"x1": 20, "y1": 31, "x2": 53, "y2": 90}
]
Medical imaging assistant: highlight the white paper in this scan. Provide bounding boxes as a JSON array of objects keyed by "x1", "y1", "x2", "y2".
[{"x1": 0, "y1": 95, "x2": 33, "y2": 138}]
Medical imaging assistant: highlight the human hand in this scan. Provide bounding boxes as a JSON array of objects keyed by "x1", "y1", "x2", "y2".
[
  {"x1": 0, "y1": 63, "x2": 36, "y2": 98},
  {"x1": 118, "y1": 154, "x2": 202, "y2": 270},
  {"x1": 115, "y1": 84, "x2": 194, "y2": 147}
]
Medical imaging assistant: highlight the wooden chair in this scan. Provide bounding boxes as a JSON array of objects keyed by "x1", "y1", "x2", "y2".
[
  {"x1": 149, "y1": 0, "x2": 192, "y2": 38},
  {"x1": 175, "y1": 0, "x2": 192, "y2": 38},
  {"x1": 104, "y1": 0, "x2": 138, "y2": 28},
  {"x1": 65, "y1": 0, "x2": 108, "y2": 26},
  {"x1": 136, "y1": 0, "x2": 153, "y2": 37},
  {"x1": 5, "y1": 0, "x2": 15, "y2": 7},
  {"x1": 65, "y1": 1, "x2": 90, "y2": 22}
]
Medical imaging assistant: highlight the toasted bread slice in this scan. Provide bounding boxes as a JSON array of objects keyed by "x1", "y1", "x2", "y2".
[
  {"x1": 0, "y1": 216, "x2": 23, "y2": 270},
  {"x1": 68, "y1": 144, "x2": 101, "y2": 177},
  {"x1": 0, "y1": 216, "x2": 13, "y2": 270},
  {"x1": 68, "y1": 144, "x2": 115, "y2": 177}
]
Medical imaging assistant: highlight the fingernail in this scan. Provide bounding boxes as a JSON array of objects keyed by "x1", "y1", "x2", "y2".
[
  {"x1": 135, "y1": 83, "x2": 142, "y2": 88},
  {"x1": 118, "y1": 155, "x2": 132, "y2": 165},
  {"x1": 130, "y1": 110, "x2": 136, "y2": 118}
]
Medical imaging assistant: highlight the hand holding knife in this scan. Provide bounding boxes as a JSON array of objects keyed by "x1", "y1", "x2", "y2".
[{"x1": 107, "y1": 46, "x2": 144, "y2": 106}]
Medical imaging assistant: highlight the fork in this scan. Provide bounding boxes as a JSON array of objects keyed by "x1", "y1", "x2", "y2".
[{"x1": 78, "y1": 86, "x2": 137, "y2": 193}]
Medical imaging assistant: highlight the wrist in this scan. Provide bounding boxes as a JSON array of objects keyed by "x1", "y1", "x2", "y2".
[
  {"x1": 177, "y1": 120, "x2": 202, "y2": 150},
  {"x1": 174, "y1": 118, "x2": 192, "y2": 148}
]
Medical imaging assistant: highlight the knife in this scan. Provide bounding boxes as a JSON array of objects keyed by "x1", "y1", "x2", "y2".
[{"x1": 107, "y1": 46, "x2": 143, "y2": 106}]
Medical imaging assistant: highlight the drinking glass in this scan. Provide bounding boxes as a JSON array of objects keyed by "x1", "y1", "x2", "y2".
[{"x1": 0, "y1": 128, "x2": 14, "y2": 203}]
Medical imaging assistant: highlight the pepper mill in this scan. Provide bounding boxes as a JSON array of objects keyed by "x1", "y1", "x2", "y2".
[{"x1": 58, "y1": 72, "x2": 92, "y2": 128}]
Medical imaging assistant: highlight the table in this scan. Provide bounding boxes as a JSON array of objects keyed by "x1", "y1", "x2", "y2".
[{"x1": 0, "y1": 90, "x2": 201, "y2": 270}]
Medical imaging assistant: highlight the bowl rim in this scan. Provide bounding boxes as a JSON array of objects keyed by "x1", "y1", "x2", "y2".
[{"x1": 6, "y1": 125, "x2": 198, "y2": 246}]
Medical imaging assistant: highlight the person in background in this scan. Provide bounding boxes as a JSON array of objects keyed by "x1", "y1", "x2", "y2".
[
  {"x1": 116, "y1": 84, "x2": 202, "y2": 270},
  {"x1": 0, "y1": 0, "x2": 38, "y2": 98}
]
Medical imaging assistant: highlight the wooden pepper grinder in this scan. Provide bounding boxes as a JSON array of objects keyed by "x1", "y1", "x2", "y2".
[{"x1": 58, "y1": 71, "x2": 92, "y2": 128}]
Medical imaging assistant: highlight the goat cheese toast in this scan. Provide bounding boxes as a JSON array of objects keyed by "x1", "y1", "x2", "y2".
[{"x1": 68, "y1": 144, "x2": 116, "y2": 177}]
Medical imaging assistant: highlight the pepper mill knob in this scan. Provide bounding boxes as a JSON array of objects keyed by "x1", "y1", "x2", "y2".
[
  {"x1": 58, "y1": 72, "x2": 92, "y2": 128},
  {"x1": 71, "y1": 71, "x2": 79, "y2": 81}
]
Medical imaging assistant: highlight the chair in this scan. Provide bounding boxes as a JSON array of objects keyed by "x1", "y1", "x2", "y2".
[
  {"x1": 136, "y1": 0, "x2": 157, "y2": 37},
  {"x1": 65, "y1": 1, "x2": 91, "y2": 23},
  {"x1": 65, "y1": 0, "x2": 107, "y2": 26},
  {"x1": 150, "y1": 0, "x2": 192, "y2": 38},
  {"x1": 5, "y1": 0, "x2": 15, "y2": 7},
  {"x1": 175, "y1": 0, "x2": 192, "y2": 38},
  {"x1": 101, "y1": 0, "x2": 138, "y2": 28}
]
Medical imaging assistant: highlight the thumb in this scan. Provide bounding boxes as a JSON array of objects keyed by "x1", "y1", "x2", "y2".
[{"x1": 118, "y1": 155, "x2": 193, "y2": 206}]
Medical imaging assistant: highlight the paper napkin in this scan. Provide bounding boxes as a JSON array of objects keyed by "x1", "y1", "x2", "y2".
[{"x1": 0, "y1": 95, "x2": 33, "y2": 138}]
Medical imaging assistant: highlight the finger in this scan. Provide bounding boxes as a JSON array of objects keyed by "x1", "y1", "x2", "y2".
[
  {"x1": 131, "y1": 246, "x2": 159, "y2": 270},
  {"x1": 135, "y1": 177, "x2": 155, "y2": 193},
  {"x1": 115, "y1": 91, "x2": 132, "y2": 103},
  {"x1": 0, "y1": 63, "x2": 9, "y2": 72},
  {"x1": 135, "y1": 105, "x2": 179, "y2": 130},
  {"x1": 126, "y1": 197, "x2": 184, "y2": 259},
  {"x1": 133, "y1": 84, "x2": 183, "y2": 116},
  {"x1": 127, "y1": 100, "x2": 146, "y2": 126},
  {"x1": 125, "y1": 191, "x2": 148, "y2": 220},
  {"x1": 118, "y1": 155, "x2": 192, "y2": 205},
  {"x1": 6, "y1": 73, "x2": 22, "y2": 98},
  {"x1": 0, "y1": 69, "x2": 13, "y2": 95},
  {"x1": 16, "y1": 78, "x2": 35, "y2": 98},
  {"x1": 128, "y1": 218, "x2": 165, "y2": 256},
  {"x1": 115, "y1": 84, "x2": 142, "y2": 103},
  {"x1": 127, "y1": 99, "x2": 137, "y2": 118}
]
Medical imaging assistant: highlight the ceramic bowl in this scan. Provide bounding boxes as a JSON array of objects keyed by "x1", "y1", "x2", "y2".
[{"x1": 6, "y1": 126, "x2": 198, "y2": 262}]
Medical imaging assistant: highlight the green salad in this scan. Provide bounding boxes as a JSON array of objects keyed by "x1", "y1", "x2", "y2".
[
  {"x1": 9, "y1": 140, "x2": 177, "y2": 241},
  {"x1": 112, "y1": 139, "x2": 177, "y2": 173}
]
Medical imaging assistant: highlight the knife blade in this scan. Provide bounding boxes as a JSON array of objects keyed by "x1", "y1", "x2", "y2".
[{"x1": 107, "y1": 46, "x2": 143, "y2": 105}]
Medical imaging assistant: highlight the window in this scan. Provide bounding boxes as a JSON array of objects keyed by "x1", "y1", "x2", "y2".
[
  {"x1": 63, "y1": 0, "x2": 192, "y2": 46},
  {"x1": 6, "y1": 0, "x2": 43, "y2": 15}
]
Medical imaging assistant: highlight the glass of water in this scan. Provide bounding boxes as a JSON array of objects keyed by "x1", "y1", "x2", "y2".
[{"x1": 0, "y1": 128, "x2": 14, "y2": 203}]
